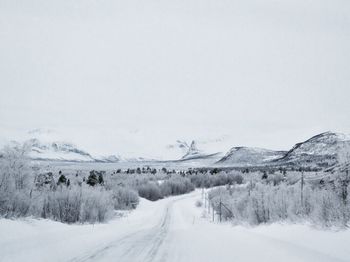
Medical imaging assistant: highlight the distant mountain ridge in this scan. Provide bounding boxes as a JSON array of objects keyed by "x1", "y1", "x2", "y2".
[
  {"x1": 2, "y1": 129, "x2": 350, "y2": 169},
  {"x1": 217, "y1": 132, "x2": 350, "y2": 169}
]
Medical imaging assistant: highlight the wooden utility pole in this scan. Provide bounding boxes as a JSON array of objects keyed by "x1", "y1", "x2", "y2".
[
  {"x1": 342, "y1": 170, "x2": 349, "y2": 205},
  {"x1": 212, "y1": 204, "x2": 215, "y2": 222},
  {"x1": 248, "y1": 178, "x2": 252, "y2": 196},
  {"x1": 301, "y1": 171, "x2": 304, "y2": 207},
  {"x1": 207, "y1": 193, "x2": 210, "y2": 214}
]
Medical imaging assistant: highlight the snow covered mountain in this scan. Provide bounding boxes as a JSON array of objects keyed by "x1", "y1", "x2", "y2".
[
  {"x1": 28, "y1": 138, "x2": 120, "y2": 162},
  {"x1": 217, "y1": 132, "x2": 350, "y2": 169},
  {"x1": 29, "y1": 138, "x2": 93, "y2": 162},
  {"x1": 3, "y1": 128, "x2": 350, "y2": 167},
  {"x1": 165, "y1": 140, "x2": 191, "y2": 159},
  {"x1": 273, "y1": 132, "x2": 350, "y2": 169},
  {"x1": 178, "y1": 140, "x2": 221, "y2": 161},
  {"x1": 181, "y1": 141, "x2": 202, "y2": 160},
  {"x1": 217, "y1": 147, "x2": 286, "y2": 166},
  {"x1": 164, "y1": 139, "x2": 222, "y2": 162}
]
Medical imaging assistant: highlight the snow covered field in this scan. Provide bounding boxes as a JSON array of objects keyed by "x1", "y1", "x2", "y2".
[{"x1": 1, "y1": 190, "x2": 349, "y2": 262}]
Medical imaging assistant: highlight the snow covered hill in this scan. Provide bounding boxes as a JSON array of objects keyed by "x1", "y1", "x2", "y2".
[
  {"x1": 217, "y1": 147, "x2": 286, "y2": 166},
  {"x1": 274, "y1": 132, "x2": 350, "y2": 169}
]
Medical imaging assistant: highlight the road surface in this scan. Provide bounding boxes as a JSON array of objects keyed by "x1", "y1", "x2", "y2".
[{"x1": 1, "y1": 190, "x2": 349, "y2": 262}]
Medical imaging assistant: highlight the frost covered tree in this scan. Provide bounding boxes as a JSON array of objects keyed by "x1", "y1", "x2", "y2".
[
  {"x1": 0, "y1": 143, "x2": 31, "y2": 192},
  {"x1": 0, "y1": 143, "x2": 33, "y2": 217}
]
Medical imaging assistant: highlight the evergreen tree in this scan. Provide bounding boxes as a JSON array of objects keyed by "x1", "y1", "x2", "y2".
[
  {"x1": 87, "y1": 172, "x2": 99, "y2": 186},
  {"x1": 98, "y1": 173, "x2": 104, "y2": 185},
  {"x1": 262, "y1": 171, "x2": 268, "y2": 180},
  {"x1": 57, "y1": 174, "x2": 67, "y2": 185}
]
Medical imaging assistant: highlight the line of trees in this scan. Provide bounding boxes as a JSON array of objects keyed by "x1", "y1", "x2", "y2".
[{"x1": 137, "y1": 176, "x2": 195, "y2": 201}]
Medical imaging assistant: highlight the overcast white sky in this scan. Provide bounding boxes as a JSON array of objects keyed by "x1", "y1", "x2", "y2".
[{"x1": 0, "y1": 0, "x2": 349, "y2": 157}]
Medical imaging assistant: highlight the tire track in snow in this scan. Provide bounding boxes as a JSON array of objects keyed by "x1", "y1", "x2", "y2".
[
  {"x1": 68, "y1": 230, "x2": 144, "y2": 262},
  {"x1": 67, "y1": 196, "x2": 187, "y2": 262},
  {"x1": 144, "y1": 206, "x2": 171, "y2": 262}
]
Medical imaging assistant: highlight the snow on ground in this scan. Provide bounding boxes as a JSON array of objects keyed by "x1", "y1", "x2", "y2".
[{"x1": 0, "y1": 190, "x2": 349, "y2": 262}]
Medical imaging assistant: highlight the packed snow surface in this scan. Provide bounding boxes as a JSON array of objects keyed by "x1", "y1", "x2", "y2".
[{"x1": 0, "y1": 190, "x2": 349, "y2": 262}]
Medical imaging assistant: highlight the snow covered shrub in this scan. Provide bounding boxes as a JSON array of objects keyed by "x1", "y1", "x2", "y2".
[
  {"x1": 0, "y1": 191, "x2": 32, "y2": 218},
  {"x1": 160, "y1": 177, "x2": 194, "y2": 196},
  {"x1": 229, "y1": 172, "x2": 244, "y2": 185},
  {"x1": 35, "y1": 172, "x2": 56, "y2": 189},
  {"x1": 138, "y1": 182, "x2": 163, "y2": 201},
  {"x1": 266, "y1": 173, "x2": 284, "y2": 186},
  {"x1": 195, "y1": 200, "x2": 203, "y2": 207},
  {"x1": 42, "y1": 187, "x2": 82, "y2": 223},
  {"x1": 42, "y1": 185, "x2": 113, "y2": 223},
  {"x1": 189, "y1": 172, "x2": 212, "y2": 187},
  {"x1": 310, "y1": 185, "x2": 345, "y2": 227},
  {"x1": 111, "y1": 186, "x2": 139, "y2": 209},
  {"x1": 133, "y1": 174, "x2": 195, "y2": 201},
  {"x1": 247, "y1": 184, "x2": 271, "y2": 224},
  {"x1": 106, "y1": 172, "x2": 164, "y2": 190},
  {"x1": 79, "y1": 187, "x2": 112, "y2": 223},
  {"x1": 208, "y1": 174, "x2": 350, "y2": 227},
  {"x1": 208, "y1": 187, "x2": 235, "y2": 220},
  {"x1": 189, "y1": 171, "x2": 244, "y2": 188}
]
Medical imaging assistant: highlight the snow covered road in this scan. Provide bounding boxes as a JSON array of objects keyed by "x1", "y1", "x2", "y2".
[
  {"x1": 69, "y1": 196, "x2": 183, "y2": 262},
  {"x1": 1, "y1": 190, "x2": 350, "y2": 262}
]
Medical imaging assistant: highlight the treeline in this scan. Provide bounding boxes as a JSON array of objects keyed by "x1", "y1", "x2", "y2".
[
  {"x1": 105, "y1": 169, "x2": 244, "y2": 201},
  {"x1": 189, "y1": 171, "x2": 243, "y2": 188},
  {"x1": 138, "y1": 177, "x2": 194, "y2": 201}
]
